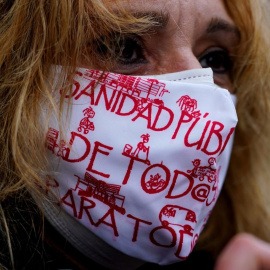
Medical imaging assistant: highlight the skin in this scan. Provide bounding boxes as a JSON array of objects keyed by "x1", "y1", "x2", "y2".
[
  {"x1": 107, "y1": 0, "x2": 240, "y2": 91},
  {"x1": 107, "y1": 1, "x2": 270, "y2": 269},
  {"x1": 215, "y1": 234, "x2": 270, "y2": 270}
]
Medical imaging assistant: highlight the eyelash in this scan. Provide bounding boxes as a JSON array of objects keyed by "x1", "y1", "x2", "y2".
[
  {"x1": 198, "y1": 49, "x2": 232, "y2": 74},
  {"x1": 117, "y1": 36, "x2": 147, "y2": 65},
  {"x1": 99, "y1": 35, "x2": 233, "y2": 75}
]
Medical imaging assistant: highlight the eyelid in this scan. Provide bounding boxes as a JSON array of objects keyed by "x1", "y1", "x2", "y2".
[
  {"x1": 117, "y1": 34, "x2": 148, "y2": 63},
  {"x1": 198, "y1": 46, "x2": 230, "y2": 59},
  {"x1": 198, "y1": 47, "x2": 233, "y2": 75},
  {"x1": 120, "y1": 33, "x2": 146, "y2": 51},
  {"x1": 107, "y1": 33, "x2": 150, "y2": 75}
]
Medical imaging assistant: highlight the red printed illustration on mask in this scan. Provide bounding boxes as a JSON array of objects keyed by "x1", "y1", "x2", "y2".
[
  {"x1": 187, "y1": 157, "x2": 217, "y2": 183},
  {"x1": 159, "y1": 205, "x2": 197, "y2": 227},
  {"x1": 83, "y1": 70, "x2": 169, "y2": 99},
  {"x1": 150, "y1": 205, "x2": 197, "y2": 260},
  {"x1": 132, "y1": 133, "x2": 150, "y2": 160},
  {"x1": 176, "y1": 95, "x2": 201, "y2": 118},
  {"x1": 63, "y1": 69, "x2": 170, "y2": 114},
  {"x1": 56, "y1": 140, "x2": 69, "y2": 158},
  {"x1": 78, "y1": 106, "x2": 95, "y2": 134},
  {"x1": 166, "y1": 158, "x2": 221, "y2": 205},
  {"x1": 73, "y1": 172, "x2": 126, "y2": 214},
  {"x1": 46, "y1": 128, "x2": 69, "y2": 158},
  {"x1": 37, "y1": 175, "x2": 60, "y2": 195},
  {"x1": 122, "y1": 133, "x2": 151, "y2": 165},
  {"x1": 141, "y1": 163, "x2": 171, "y2": 194},
  {"x1": 145, "y1": 173, "x2": 167, "y2": 193},
  {"x1": 46, "y1": 128, "x2": 60, "y2": 153},
  {"x1": 122, "y1": 134, "x2": 151, "y2": 185},
  {"x1": 186, "y1": 158, "x2": 220, "y2": 204},
  {"x1": 46, "y1": 175, "x2": 60, "y2": 191}
]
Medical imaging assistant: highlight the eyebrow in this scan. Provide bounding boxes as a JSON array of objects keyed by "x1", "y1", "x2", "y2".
[
  {"x1": 129, "y1": 11, "x2": 170, "y2": 30},
  {"x1": 207, "y1": 18, "x2": 240, "y2": 38}
]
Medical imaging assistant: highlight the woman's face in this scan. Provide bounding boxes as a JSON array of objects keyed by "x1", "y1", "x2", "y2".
[{"x1": 106, "y1": 0, "x2": 240, "y2": 91}]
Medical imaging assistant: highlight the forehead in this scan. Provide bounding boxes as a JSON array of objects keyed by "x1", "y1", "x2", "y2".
[{"x1": 117, "y1": 0, "x2": 234, "y2": 29}]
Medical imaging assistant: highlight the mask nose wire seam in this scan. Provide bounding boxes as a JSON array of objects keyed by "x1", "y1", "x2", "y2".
[{"x1": 167, "y1": 74, "x2": 212, "y2": 82}]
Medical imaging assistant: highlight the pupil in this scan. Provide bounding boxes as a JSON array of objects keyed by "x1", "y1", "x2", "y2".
[
  {"x1": 208, "y1": 54, "x2": 223, "y2": 69},
  {"x1": 122, "y1": 44, "x2": 134, "y2": 59},
  {"x1": 206, "y1": 51, "x2": 231, "y2": 71}
]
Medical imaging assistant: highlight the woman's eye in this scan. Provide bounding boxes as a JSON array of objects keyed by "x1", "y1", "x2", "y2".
[
  {"x1": 199, "y1": 50, "x2": 232, "y2": 74},
  {"x1": 93, "y1": 35, "x2": 148, "y2": 74},
  {"x1": 117, "y1": 37, "x2": 146, "y2": 65}
]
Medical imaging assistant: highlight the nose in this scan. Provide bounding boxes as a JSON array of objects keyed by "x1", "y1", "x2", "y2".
[{"x1": 154, "y1": 48, "x2": 202, "y2": 74}]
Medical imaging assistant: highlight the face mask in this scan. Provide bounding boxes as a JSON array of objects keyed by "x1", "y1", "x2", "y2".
[{"x1": 45, "y1": 67, "x2": 237, "y2": 266}]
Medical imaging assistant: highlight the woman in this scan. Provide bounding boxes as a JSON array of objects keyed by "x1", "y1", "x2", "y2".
[{"x1": 1, "y1": 0, "x2": 270, "y2": 269}]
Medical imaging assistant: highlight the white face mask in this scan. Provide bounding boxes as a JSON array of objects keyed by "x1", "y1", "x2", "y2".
[{"x1": 45, "y1": 67, "x2": 237, "y2": 265}]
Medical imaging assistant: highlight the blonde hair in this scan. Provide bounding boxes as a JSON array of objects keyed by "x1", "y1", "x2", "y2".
[{"x1": 1, "y1": 0, "x2": 270, "y2": 267}]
